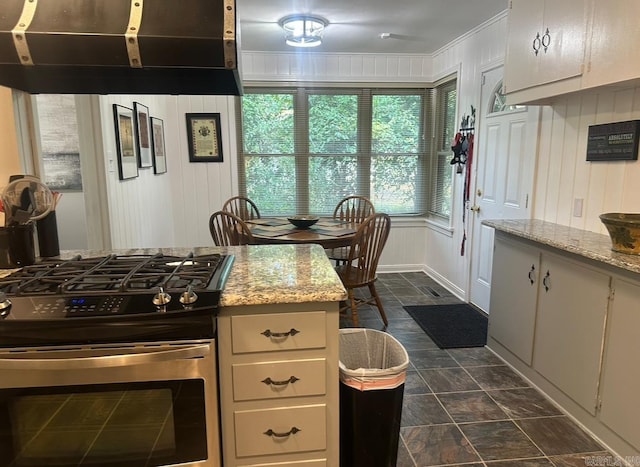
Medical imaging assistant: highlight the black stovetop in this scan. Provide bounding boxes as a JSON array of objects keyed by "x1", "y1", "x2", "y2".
[{"x1": 0, "y1": 252, "x2": 235, "y2": 348}]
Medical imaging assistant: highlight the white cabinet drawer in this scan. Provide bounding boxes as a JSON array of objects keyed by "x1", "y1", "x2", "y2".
[
  {"x1": 239, "y1": 460, "x2": 326, "y2": 467},
  {"x1": 231, "y1": 311, "x2": 326, "y2": 354},
  {"x1": 232, "y1": 358, "x2": 326, "y2": 401},
  {"x1": 234, "y1": 404, "x2": 326, "y2": 458}
]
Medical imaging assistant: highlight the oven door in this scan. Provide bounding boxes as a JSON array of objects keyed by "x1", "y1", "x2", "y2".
[{"x1": 0, "y1": 342, "x2": 220, "y2": 467}]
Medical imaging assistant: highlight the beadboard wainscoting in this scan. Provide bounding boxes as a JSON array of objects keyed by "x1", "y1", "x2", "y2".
[{"x1": 534, "y1": 87, "x2": 640, "y2": 234}]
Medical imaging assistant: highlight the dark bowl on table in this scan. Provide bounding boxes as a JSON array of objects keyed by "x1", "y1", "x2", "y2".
[{"x1": 288, "y1": 216, "x2": 319, "y2": 229}]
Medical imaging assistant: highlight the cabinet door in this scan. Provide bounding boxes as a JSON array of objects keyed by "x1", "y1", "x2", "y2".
[
  {"x1": 583, "y1": 0, "x2": 640, "y2": 89},
  {"x1": 504, "y1": 0, "x2": 586, "y2": 95},
  {"x1": 533, "y1": 252, "x2": 610, "y2": 415},
  {"x1": 489, "y1": 235, "x2": 539, "y2": 364},
  {"x1": 503, "y1": 0, "x2": 545, "y2": 93},
  {"x1": 599, "y1": 278, "x2": 640, "y2": 451}
]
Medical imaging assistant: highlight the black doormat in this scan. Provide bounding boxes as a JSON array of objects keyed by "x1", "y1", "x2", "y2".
[{"x1": 403, "y1": 304, "x2": 488, "y2": 349}]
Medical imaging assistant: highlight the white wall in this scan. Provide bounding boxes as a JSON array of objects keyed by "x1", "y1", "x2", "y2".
[
  {"x1": 98, "y1": 94, "x2": 238, "y2": 249},
  {"x1": 534, "y1": 88, "x2": 640, "y2": 233},
  {"x1": 99, "y1": 95, "x2": 177, "y2": 249},
  {"x1": 55, "y1": 192, "x2": 88, "y2": 250},
  {"x1": 426, "y1": 13, "x2": 509, "y2": 295}
]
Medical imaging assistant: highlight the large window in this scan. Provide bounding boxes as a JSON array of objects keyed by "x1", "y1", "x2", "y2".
[
  {"x1": 238, "y1": 83, "x2": 456, "y2": 219},
  {"x1": 430, "y1": 82, "x2": 457, "y2": 219}
]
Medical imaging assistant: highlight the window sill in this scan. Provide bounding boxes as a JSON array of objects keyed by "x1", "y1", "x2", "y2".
[
  {"x1": 425, "y1": 217, "x2": 454, "y2": 237},
  {"x1": 388, "y1": 215, "x2": 454, "y2": 238}
]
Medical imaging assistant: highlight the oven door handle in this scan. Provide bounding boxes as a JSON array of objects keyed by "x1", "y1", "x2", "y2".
[{"x1": 0, "y1": 344, "x2": 211, "y2": 370}]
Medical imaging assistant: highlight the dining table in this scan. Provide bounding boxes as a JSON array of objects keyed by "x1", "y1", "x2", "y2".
[{"x1": 245, "y1": 217, "x2": 359, "y2": 249}]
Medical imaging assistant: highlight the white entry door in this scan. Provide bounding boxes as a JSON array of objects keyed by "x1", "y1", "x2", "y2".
[{"x1": 468, "y1": 65, "x2": 539, "y2": 312}]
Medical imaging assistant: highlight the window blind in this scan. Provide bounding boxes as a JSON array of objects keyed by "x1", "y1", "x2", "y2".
[{"x1": 236, "y1": 83, "x2": 456, "y2": 219}]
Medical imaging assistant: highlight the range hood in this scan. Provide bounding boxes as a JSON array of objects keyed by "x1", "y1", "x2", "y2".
[{"x1": 0, "y1": 0, "x2": 242, "y2": 95}]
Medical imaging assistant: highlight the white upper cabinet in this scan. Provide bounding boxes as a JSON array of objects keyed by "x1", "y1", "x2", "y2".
[
  {"x1": 504, "y1": 1, "x2": 640, "y2": 104},
  {"x1": 504, "y1": 0, "x2": 588, "y2": 104},
  {"x1": 582, "y1": 0, "x2": 640, "y2": 89}
]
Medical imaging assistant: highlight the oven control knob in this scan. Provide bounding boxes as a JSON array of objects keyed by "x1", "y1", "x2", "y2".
[
  {"x1": 152, "y1": 288, "x2": 172, "y2": 307},
  {"x1": 179, "y1": 286, "x2": 198, "y2": 306},
  {"x1": 0, "y1": 292, "x2": 11, "y2": 318}
]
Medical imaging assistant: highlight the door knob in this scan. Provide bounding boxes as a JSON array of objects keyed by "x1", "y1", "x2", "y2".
[{"x1": 470, "y1": 205, "x2": 480, "y2": 212}]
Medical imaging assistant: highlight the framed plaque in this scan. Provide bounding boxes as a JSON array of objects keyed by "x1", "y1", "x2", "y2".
[
  {"x1": 586, "y1": 120, "x2": 640, "y2": 161},
  {"x1": 186, "y1": 113, "x2": 223, "y2": 163}
]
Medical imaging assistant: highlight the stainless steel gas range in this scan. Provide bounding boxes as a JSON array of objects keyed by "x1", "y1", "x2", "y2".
[{"x1": 0, "y1": 252, "x2": 234, "y2": 467}]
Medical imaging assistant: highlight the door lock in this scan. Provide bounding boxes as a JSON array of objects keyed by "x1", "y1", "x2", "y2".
[{"x1": 470, "y1": 205, "x2": 480, "y2": 212}]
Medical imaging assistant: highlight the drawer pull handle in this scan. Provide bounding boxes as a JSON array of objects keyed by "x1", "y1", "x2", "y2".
[
  {"x1": 262, "y1": 376, "x2": 300, "y2": 386},
  {"x1": 532, "y1": 32, "x2": 542, "y2": 56},
  {"x1": 261, "y1": 328, "x2": 300, "y2": 338},
  {"x1": 543, "y1": 270, "x2": 551, "y2": 292},
  {"x1": 541, "y1": 28, "x2": 551, "y2": 53},
  {"x1": 528, "y1": 265, "x2": 536, "y2": 285},
  {"x1": 264, "y1": 427, "x2": 301, "y2": 438}
]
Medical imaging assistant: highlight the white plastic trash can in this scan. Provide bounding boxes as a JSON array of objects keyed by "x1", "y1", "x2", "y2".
[{"x1": 339, "y1": 328, "x2": 409, "y2": 467}]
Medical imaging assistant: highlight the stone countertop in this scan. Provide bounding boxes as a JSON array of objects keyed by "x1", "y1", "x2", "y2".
[
  {"x1": 218, "y1": 244, "x2": 347, "y2": 307},
  {"x1": 483, "y1": 219, "x2": 640, "y2": 275},
  {"x1": 0, "y1": 244, "x2": 347, "y2": 306}
]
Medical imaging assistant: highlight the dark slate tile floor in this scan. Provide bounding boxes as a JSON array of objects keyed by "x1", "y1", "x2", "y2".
[{"x1": 338, "y1": 272, "x2": 613, "y2": 467}]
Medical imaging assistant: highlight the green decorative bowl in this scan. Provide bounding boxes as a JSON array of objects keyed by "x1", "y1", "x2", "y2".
[
  {"x1": 288, "y1": 216, "x2": 319, "y2": 229},
  {"x1": 599, "y1": 213, "x2": 640, "y2": 255}
]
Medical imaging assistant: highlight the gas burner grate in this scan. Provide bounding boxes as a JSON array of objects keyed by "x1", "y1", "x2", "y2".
[{"x1": 0, "y1": 253, "x2": 228, "y2": 297}]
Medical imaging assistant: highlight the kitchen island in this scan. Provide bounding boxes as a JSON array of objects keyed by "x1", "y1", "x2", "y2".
[
  {"x1": 216, "y1": 243, "x2": 346, "y2": 467},
  {"x1": 484, "y1": 219, "x2": 640, "y2": 458},
  {"x1": 0, "y1": 243, "x2": 347, "y2": 467}
]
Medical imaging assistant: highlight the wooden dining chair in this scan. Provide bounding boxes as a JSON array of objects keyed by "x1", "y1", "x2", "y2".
[
  {"x1": 335, "y1": 213, "x2": 391, "y2": 328},
  {"x1": 209, "y1": 210, "x2": 255, "y2": 246},
  {"x1": 326, "y1": 195, "x2": 375, "y2": 265},
  {"x1": 222, "y1": 196, "x2": 261, "y2": 221}
]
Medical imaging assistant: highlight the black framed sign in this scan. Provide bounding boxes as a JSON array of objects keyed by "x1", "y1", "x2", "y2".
[
  {"x1": 586, "y1": 120, "x2": 640, "y2": 161},
  {"x1": 186, "y1": 113, "x2": 223, "y2": 162}
]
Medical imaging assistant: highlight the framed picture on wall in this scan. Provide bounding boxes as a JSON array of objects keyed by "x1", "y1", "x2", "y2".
[
  {"x1": 186, "y1": 113, "x2": 223, "y2": 162},
  {"x1": 113, "y1": 104, "x2": 139, "y2": 180},
  {"x1": 151, "y1": 117, "x2": 167, "y2": 175},
  {"x1": 133, "y1": 101, "x2": 153, "y2": 168},
  {"x1": 586, "y1": 120, "x2": 640, "y2": 161}
]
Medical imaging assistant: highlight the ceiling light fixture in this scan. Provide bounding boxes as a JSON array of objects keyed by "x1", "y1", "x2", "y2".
[{"x1": 279, "y1": 15, "x2": 328, "y2": 48}]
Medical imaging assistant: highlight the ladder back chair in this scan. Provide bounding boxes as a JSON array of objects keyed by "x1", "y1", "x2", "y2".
[
  {"x1": 335, "y1": 212, "x2": 391, "y2": 328},
  {"x1": 209, "y1": 210, "x2": 255, "y2": 246},
  {"x1": 222, "y1": 196, "x2": 261, "y2": 221},
  {"x1": 326, "y1": 195, "x2": 375, "y2": 265}
]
